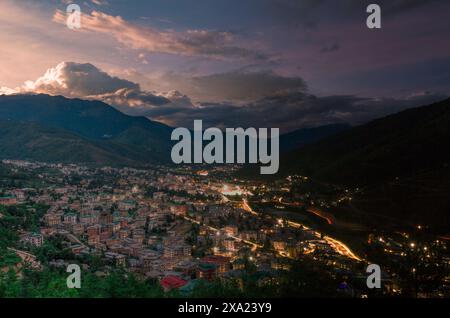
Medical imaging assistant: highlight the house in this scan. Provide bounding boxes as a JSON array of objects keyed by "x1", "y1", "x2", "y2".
[
  {"x1": 272, "y1": 240, "x2": 287, "y2": 252},
  {"x1": 70, "y1": 244, "x2": 87, "y2": 255},
  {"x1": 224, "y1": 225, "x2": 238, "y2": 236},
  {"x1": 132, "y1": 229, "x2": 145, "y2": 244},
  {"x1": 200, "y1": 255, "x2": 231, "y2": 275},
  {"x1": 223, "y1": 238, "x2": 236, "y2": 251},
  {"x1": 119, "y1": 199, "x2": 136, "y2": 211},
  {"x1": 0, "y1": 196, "x2": 17, "y2": 205},
  {"x1": 163, "y1": 243, "x2": 191, "y2": 258},
  {"x1": 87, "y1": 225, "x2": 100, "y2": 236},
  {"x1": 44, "y1": 213, "x2": 62, "y2": 226},
  {"x1": 197, "y1": 263, "x2": 217, "y2": 280},
  {"x1": 170, "y1": 204, "x2": 188, "y2": 216},
  {"x1": 10, "y1": 190, "x2": 26, "y2": 202},
  {"x1": 105, "y1": 252, "x2": 127, "y2": 267},
  {"x1": 63, "y1": 213, "x2": 78, "y2": 225},
  {"x1": 21, "y1": 233, "x2": 44, "y2": 247},
  {"x1": 160, "y1": 275, "x2": 187, "y2": 292},
  {"x1": 88, "y1": 235, "x2": 100, "y2": 246}
]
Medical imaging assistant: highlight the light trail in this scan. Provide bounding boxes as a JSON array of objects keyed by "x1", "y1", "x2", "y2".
[
  {"x1": 182, "y1": 215, "x2": 262, "y2": 251},
  {"x1": 280, "y1": 199, "x2": 334, "y2": 225},
  {"x1": 240, "y1": 198, "x2": 363, "y2": 262}
]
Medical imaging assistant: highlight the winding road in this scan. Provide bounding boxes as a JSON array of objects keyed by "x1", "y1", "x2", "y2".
[{"x1": 240, "y1": 199, "x2": 363, "y2": 262}]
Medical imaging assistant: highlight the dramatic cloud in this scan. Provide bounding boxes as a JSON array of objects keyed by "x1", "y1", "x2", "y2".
[
  {"x1": 147, "y1": 70, "x2": 307, "y2": 103},
  {"x1": 53, "y1": 10, "x2": 266, "y2": 61},
  {"x1": 22, "y1": 62, "x2": 139, "y2": 97},
  {"x1": 1, "y1": 0, "x2": 449, "y2": 101},
  {"x1": 3, "y1": 61, "x2": 447, "y2": 133},
  {"x1": 0, "y1": 87, "x2": 16, "y2": 95},
  {"x1": 143, "y1": 91, "x2": 448, "y2": 132},
  {"x1": 5, "y1": 62, "x2": 172, "y2": 111},
  {"x1": 96, "y1": 89, "x2": 193, "y2": 116}
]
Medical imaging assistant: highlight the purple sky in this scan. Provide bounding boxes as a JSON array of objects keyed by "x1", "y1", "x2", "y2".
[{"x1": 1, "y1": 0, "x2": 449, "y2": 131}]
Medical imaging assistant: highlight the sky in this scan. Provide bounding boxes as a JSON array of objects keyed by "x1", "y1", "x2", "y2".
[{"x1": 0, "y1": 0, "x2": 449, "y2": 132}]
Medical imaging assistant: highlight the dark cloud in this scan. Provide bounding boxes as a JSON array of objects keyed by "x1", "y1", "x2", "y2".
[
  {"x1": 190, "y1": 70, "x2": 307, "y2": 102},
  {"x1": 262, "y1": 0, "x2": 445, "y2": 29},
  {"x1": 8, "y1": 61, "x2": 448, "y2": 133},
  {"x1": 144, "y1": 91, "x2": 448, "y2": 132},
  {"x1": 147, "y1": 69, "x2": 307, "y2": 103}
]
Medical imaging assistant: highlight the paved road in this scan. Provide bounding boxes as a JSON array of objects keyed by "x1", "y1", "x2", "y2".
[{"x1": 241, "y1": 199, "x2": 363, "y2": 262}]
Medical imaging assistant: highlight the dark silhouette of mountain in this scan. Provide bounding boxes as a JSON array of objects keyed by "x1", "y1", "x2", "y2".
[
  {"x1": 279, "y1": 98, "x2": 450, "y2": 230},
  {"x1": 281, "y1": 98, "x2": 450, "y2": 185},
  {"x1": 280, "y1": 124, "x2": 350, "y2": 152},
  {"x1": 237, "y1": 124, "x2": 351, "y2": 178},
  {"x1": 0, "y1": 94, "x2": 173, "y2": 165}
]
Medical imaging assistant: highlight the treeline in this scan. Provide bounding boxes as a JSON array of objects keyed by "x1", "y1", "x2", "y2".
[
  {"x1": 0, "y1": 268, "x2": 165, "y2": 298},
  {"x1": 0, "y1": 259, "x2": 344, "y2": 298}
]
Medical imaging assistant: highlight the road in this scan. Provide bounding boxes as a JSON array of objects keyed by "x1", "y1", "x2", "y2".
[
  {"x1": 279, "y1": 199, "x2": 334, "y2": 225},
  {"x1": 240, "y1": 199, "x2": 363, "y2": 262},
  {"x1": 7, "y1": 247, "x2": 42, "y2": 270},
  {"x1": 182, "y1": 215, "x2": 262, "y2": 252}
]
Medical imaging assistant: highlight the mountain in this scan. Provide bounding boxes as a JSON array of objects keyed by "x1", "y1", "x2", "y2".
[
  {"x1": 0, "y1": 94, "x2": 173, "y2": 165},
  {"x1": 279, "y1": 98, "x2": 450, "y2": 230},
  {"x1": 237, "y1": 123, "x2": 351, "y2": 178},
  {"x1": 281, "y1": 98, "x2": 450, "y2": 185},
  {"x1": 280, "y1": 124, "x2": 350, "y2": 152},
  {"x1": 0, "y1": 120, "x2": 137, "y2": 165}
]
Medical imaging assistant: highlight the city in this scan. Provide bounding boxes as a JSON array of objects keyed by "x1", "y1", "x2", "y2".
[
  {"x1": 0, "y1": 0, "x2": 450, "y2": 309},
  {"x1": 1, "y1": 159, "x2": 448, "y2": 297}
]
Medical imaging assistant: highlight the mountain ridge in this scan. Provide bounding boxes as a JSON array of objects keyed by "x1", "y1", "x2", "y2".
[{"x1": 0, "y1": 94, "x2": 174, "y2": 165}]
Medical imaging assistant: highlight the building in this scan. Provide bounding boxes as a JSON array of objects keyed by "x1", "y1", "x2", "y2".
[
  {"x1": 170, "y1": 204, "x2": 188, "y2": 216},
  {"x1": 224, "y1": 225, "x2": 238, "y2": 237},
  {"x1": 10, "y1": 190, "x2": 26, "y2": 202},
  {"x1": 71, "y1": 224, "x2": 84, "y2": 236},
  {"x1": 88, "y1": 235, "x2": 100, "y2": 245},
  {"x1": 119, "y1": 200, "x2": 136, "y2": 211},
  {"x1": 200, "y1": 255, "x2": 231, "y2": 276},
  {"x1": 44, "y1": 213, "x2": 61, "y2": 226},
  {"x1": 87, "y1": 225, "x2": 100, "y2": 237},
  {"x1": 272, "y1": 240, "x2": 287, "y2": 252},
  {"x1": 99, "y1": 211, "x2": 113, "y2": 225},
  {"x1": 118, "y1": 229, "x2": 130, "y2": 239},
  {"x1": 132, "y1": 229, "x2": 145, "y2": 244},
  {"x1": 164, "y1": 243, "x2": 191, "y2": 258},
  {"x1": 21, "y1": 233, "x2": 44, "y2": 247},
  {"x1": 105, "y1": 252, "x2": 127, "y2": 267},
  {"x1": 70, "y1": 244, "x2": 87, "y2": 255},
  {"x1": 112, "y1": 221, "x2": 121, "y2": 234},
  {"x1": 63, "y1": 213, "x2": 78, "y2": 225},
  {"x1": 197, "y1": 263, "x2": 217, "y2": 280},
  {"x1": 0, "y1": 196, "x2": 17, "y2": 205},
  {"x1": 160, "y1": 275, "x2": 187, "y2": 292},
  {"x1": 223, "y1": 238, "x2": 236, "y2": 252}
]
